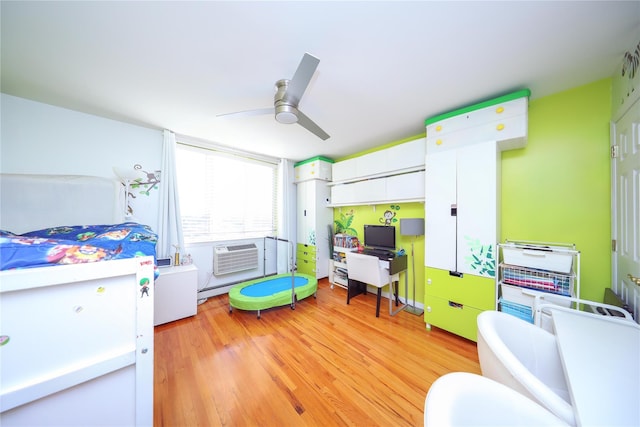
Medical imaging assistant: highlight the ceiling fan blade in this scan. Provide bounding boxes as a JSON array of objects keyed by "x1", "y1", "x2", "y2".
[
  {"x1": 216, "y1": 107, "x2": 274, "y2": 118},
  {"x1": 296, "y1": 110, "x2": 330, "y2": 140},
  {"x1": 286, "y1": 53, "x2": 320, "y2": 104}
]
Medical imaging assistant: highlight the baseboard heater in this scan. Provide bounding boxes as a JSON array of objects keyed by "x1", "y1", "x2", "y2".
[{"x1": 213, "y1": 243, "x2": 259, "y2": 275}]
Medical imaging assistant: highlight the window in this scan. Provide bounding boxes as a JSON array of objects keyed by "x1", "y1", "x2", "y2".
[{"x1": 176, "y1": 142, "x2": 278, "y2": 243}]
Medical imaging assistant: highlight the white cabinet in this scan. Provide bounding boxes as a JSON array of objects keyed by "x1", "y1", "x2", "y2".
[
  {"x1": 331, "y1": 157, "x2": 358, "y2": 182},
  {"x1": 424, "y1": 90, "x2": 530, "y2": 276},
  {"x1": 425, "y1": 141, "x2": 498, "y2": 275},
  {"x1": 332, "y1": 137, "x2": 426, "y2": 183},
  {"x1": 296, "y1": 180, "x2": 332, "y2": 279},
  {"x1": 329, "y1": 138, "x2": 426, "y2": 207},
  {"x1": 330, "y1": 171, "x2": 425, "y2": 206},
  {"x1": 423, "y1": 90, "x2": 530, "y2": 341},
  {"x1": 294, "y1": 156, "x2": 333, "y2": 183},
  {"x1": 425, "y1": 95, "x2": 528, "y2": 151},
  {"x1": 154, "y1": 264, "x2": 198, "y2": 326}
]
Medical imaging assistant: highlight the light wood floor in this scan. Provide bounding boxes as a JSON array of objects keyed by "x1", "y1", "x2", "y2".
[{"x1": 154, "y1": 278, "x2": 481, "y2": 426}]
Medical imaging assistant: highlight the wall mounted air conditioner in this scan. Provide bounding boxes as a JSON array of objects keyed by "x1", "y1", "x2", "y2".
[{"x1": 213, "y1": 243, "x2": 259, "y2": 275}]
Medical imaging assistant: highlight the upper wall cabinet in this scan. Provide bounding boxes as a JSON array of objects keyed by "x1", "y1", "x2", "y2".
[
  {"x1": 330, "y1": 138, "x2": 426, "y2": 206},
  {"x1": 425, "y1": 90, "x2": 529, "y2": 152},
  {"x1": 294, "y1": 156, "x2": 333, "y2": 183},
  {"x1": 332, "y1": 138, "x2": 426, "y2": 184}
]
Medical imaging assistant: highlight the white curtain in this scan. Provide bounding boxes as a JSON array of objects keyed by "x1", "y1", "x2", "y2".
[
  {"x1": 277, "y1": 158, "x2": 296, "y2": 273},
  {"x1": 157, "y1": 130, "x2": 184, "y2": 259}
]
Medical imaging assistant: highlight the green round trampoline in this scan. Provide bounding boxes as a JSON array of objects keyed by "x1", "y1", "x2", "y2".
[{"x1": 228, "y1": 273, "x2": 317, "y2": 318}]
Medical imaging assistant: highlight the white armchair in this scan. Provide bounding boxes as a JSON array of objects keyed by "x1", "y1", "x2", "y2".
[
  {"x1": 424, "y1": 372, "x2": 569, "y2": 426},
  {"x1": 345, "y1": 251, "x2": 390, "y2": 317},
  {"x1": 476, "y1": 310, "x2": 575, "y2": 426}
]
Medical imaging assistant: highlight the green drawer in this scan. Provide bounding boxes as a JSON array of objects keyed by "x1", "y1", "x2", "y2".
[
  {"x1": 425, "y1": 267, "x2": 495, "y2": 310},
  {"x1": 296, "y1": 243, "x2": 316, "y2": 261},
  {"x1": 296, "y1": 258, "x2": 316, "y2": 276},
  {"x1": 424, "y1": 294, "x2": 484, "y2": 342}
]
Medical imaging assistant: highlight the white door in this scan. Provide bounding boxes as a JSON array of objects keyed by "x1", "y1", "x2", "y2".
[
  {"x1": 296, "y1": 182, "x2": 315, "y2": 245},
  {"x1": 425, "y1": 147, "x2": 457, "y2": 271},
  {"x1": 457, "y1": 140, "x2": 498, "y2": 277},
  {"x1": 611, "y1": 98, "x2": 640, "y2": 321}
]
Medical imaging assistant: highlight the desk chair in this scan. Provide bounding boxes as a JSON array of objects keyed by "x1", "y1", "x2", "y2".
[{"x1": 346, "y1": 251, "x2": 392, "y2": 317}]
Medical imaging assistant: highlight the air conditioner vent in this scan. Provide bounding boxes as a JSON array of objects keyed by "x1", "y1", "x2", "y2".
[{"x1": 213, "y1": 243, "x2": 259, "y2": 275}]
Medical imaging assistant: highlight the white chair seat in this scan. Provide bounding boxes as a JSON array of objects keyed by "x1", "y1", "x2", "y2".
[
  {"x1": 346, "y1": 251, "x2": 392, "y2": 317},
  {"x1": 424, "y1": 372, "x2": 569, "y2": 426},
  {"x1": 477, "y1": 310, "x2": 575, "y2": 426}
]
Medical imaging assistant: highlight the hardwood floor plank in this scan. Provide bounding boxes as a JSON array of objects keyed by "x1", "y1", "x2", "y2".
[{"x1": 154, "y1": 278, "x2": 480, "y2": 426}]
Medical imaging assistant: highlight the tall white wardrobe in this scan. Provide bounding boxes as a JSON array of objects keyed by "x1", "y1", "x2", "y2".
[{"x1": 424, "y1": 90, "x2": 530, "y2": 341}]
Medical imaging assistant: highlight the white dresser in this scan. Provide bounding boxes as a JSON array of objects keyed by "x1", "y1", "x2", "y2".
[{"x1": 154, "y1": 264, "x2": 198, "y2": 326}]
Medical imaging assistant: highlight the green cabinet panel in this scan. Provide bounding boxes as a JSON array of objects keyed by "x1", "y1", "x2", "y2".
[
  {"x1": 424, "y1": 294, "x2": 484, "y2": 342},
  {"x1": 296, "y1": 244, "x2": 317, "y2": 276},
  {"x1": 425, "y1": 267, "x2": 495, "y2": 310},
  {"x1": 424, "y1": 267, "x2": 496, "y2": 342}
]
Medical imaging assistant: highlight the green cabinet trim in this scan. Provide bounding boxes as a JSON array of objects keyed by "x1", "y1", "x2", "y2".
[
  {"x1": 425, "y1": 89, "x2": 531, "y2": 126},
  {"x1": 294, "y1": 156, "x2": 334, "y2": 167}
]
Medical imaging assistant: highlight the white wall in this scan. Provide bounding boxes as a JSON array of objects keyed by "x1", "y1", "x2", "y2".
[
  {"x1": 1, "y1": 94, "x2": 295, "y2": 297},
  {"x1": 1, "y1": 94, "x2": 162, "y2": 228}
]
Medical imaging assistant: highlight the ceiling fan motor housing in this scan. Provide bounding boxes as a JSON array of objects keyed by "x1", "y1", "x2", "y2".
[{"x1": 274, "y1": 79, "x2": 298, "y2": 124}]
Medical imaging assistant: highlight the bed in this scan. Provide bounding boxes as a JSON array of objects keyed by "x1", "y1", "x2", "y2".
[{"x1": 0, "y1": 174, "x2": 156, "y2": 426}]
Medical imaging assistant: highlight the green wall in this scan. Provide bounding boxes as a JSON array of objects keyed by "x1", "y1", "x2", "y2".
[
  {"x1": 334, "y1": 78, "x2": 613, "y2": 305},
  {"x1": 502, "y1": 78, "x2": 612, "y2": 302}
]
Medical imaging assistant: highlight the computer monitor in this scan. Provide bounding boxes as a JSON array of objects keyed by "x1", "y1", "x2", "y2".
[{"x1": 363, "y1": 225, "x2": 396, "y2": 251}]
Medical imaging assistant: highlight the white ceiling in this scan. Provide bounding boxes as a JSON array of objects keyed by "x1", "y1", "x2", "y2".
[{"x1": 2, "y1": 1, "x2": 639, "y2": 162}]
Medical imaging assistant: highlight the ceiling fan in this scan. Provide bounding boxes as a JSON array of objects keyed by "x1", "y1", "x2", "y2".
[{"x1": 217, "y1": 53, "x2": 330, "y2": 140}]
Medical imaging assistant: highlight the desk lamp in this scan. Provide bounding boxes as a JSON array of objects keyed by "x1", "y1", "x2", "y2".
[{"x1": 400, "y1": 218, "x2": 424, "y2": 316}]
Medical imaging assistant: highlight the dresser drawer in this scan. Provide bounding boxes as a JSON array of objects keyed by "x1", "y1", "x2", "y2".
[
  {"x1": 296, "y1": 244, "x2": 316, "y2": 262},
  {"x1": 425, "y1": 267, "x2": 495, "y2": 310},
  {"x1": 296, "y1": 258, "x2": 317, "y2": 276},
  {"x1": 425, "y1": 294, "x2": 484, "y2": 342}
]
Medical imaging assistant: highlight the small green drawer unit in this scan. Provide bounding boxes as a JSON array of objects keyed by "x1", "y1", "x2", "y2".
[
  {"x1": 424, "y1": 267, "x2": 496, "y2": 342},
  {"x1": 296, "y1": 243, "x2": 317, "y2": 276}
]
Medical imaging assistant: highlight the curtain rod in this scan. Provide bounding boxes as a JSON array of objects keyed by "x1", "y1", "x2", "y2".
[{"x1": 176, "y1": 133, "x2": 281, "y2": 165}]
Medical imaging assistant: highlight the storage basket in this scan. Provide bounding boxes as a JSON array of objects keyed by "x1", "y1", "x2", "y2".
[
  {"x1": 500, "y1": 264, "x2": 572, "y2": 296},
  {"x1": 499, "y1": 298, "x2": 533, "y2": 324},
  {"x1": 500, "y1": 283, "x2": 573, "y2": 308},
  {"x1": 501, "y1": 243, "x2": 574, "y2": 273}
]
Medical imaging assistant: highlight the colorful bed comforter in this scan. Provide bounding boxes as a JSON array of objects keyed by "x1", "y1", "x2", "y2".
[{"x1": 0, "y1": 222, "x2": 158, "y2": 271}]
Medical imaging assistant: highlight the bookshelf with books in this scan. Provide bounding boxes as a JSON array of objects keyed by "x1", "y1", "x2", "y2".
[{"x1": 329, "y1": 234, "x2": 359, "y2": 289}]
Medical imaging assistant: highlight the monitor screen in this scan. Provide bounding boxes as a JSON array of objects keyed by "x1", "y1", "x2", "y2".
[{"x1": 363, "y1": 225, "x2": 396, "y2": 250}]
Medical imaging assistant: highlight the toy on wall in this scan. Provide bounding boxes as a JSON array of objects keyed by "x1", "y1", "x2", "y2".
[
  {"x1": 622, "y1": 41, "x2": 639, "y2": 95},
  {"x1": 132, "y1": 165, "x2": 161, "y2": 196},
  {"x1": 334, "y1": 209, "x2": 357, "y2": 236},
  {"x1": 379, "y1": 205, "x2": 400, "y2": 226},
  {"x1": 114, "y1": 164, "x2": 161, "y2": 216}
]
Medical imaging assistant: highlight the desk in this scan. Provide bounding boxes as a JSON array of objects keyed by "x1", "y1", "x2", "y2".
[
  {"x1": 550, "y1": 307, "x2": 640, "y2": 426},
  {"x1": 347, "y1": 253, "x2": 408, "y2": 316}
]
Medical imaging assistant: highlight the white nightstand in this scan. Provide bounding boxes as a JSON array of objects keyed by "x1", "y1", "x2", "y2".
[{"x1": 154, "y1": 264, "x2": 198, "y2": 326}]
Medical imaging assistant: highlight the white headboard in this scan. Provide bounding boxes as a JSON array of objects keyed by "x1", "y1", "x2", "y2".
[{"x1": 0, "y1": 174, "x2": 124, "y2": 234}]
